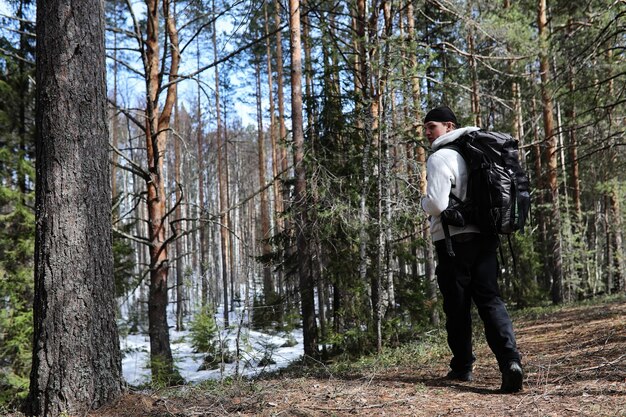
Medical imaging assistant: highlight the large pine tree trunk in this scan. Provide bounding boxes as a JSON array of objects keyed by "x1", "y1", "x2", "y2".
[
  {"x1": 29, "y1": 0, "x2": 122, "y2": 412},
  {"x1": 290, "y1": 0, "x2": 318, "y2": 358}
]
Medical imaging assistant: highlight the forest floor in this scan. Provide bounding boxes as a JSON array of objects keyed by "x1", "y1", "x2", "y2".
[{"x1": 87, "y1": 297, "x2": 626, "y2": 417}]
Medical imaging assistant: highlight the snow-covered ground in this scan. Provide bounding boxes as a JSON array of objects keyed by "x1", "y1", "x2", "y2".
[{"x1": 119, "y1": 302, "x2": 304, "y2": 386}]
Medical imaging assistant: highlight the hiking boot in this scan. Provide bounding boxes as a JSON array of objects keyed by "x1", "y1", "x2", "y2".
[
  {"x1": 501, "y1": 361, "x2": 523, "y2": 393},
  {"x1": 446, "y1": 369, "x2": 473, "y2": 382}
]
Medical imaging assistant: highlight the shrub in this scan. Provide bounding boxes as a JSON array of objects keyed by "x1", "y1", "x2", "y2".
[{"x1": 189, "y1": 305, "x2": 218, "y2": 354}]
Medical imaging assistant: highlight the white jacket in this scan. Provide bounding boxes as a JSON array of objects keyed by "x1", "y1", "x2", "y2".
[{"x1": 421, "y1": 127, "x2": 481, "y2": 241}]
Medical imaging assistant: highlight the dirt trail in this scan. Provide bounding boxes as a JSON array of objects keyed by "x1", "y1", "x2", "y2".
[{"x1": 93, "y1": 300, "x2": 626, "y2": 417}]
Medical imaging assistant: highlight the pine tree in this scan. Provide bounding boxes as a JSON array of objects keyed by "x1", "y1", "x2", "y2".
[{"x1": 28, "y1": 0, "x2": 122, "y2": 411}]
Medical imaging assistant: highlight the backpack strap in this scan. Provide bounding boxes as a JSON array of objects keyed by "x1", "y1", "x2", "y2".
[
  {"x1": 440, "y1": 137, "x2": 469, "y2": 165},
  {"x1": 449, "y1": 193, "x2": 463, "y2": 205},
  {"x1": 442, "y1": 179, "x2": 465, "y2": 258},
  {"x1": 441, "y1": 215, "x2": 455, "y2": 257},
  {"x1": 439, "y1": 140, "x2": 470, "y2": 258}
]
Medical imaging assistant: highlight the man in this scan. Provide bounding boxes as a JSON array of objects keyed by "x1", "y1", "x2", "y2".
[{"x1": 421, "y1": 105, "x2": 524, "y2": 393}]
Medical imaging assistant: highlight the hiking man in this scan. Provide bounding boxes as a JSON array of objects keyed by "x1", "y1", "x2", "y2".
[{"x1": 421, "y1": 105, "x2": 524, "y2": 393}]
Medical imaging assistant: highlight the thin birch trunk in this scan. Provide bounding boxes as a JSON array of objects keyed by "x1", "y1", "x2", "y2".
[
  {"x1": 356, "y1": 0, "x2": 371, "y2": 315},
  {"x1": 226, "y1": 126, "x2": 237, "y2": 309},
  {"x1": 212, "y1": 7, "x2": 230, "y2": 325},
  {"x1": 196, "y1": 41, "x2": 209, "y2": 307},
  {"x1": 173, "y1": 109, "x2": 184, "y2": 332}
]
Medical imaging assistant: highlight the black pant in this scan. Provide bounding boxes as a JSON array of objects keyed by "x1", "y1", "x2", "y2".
[{"x1": 435, "y1": 234, "x2": 520, "y2": 373}]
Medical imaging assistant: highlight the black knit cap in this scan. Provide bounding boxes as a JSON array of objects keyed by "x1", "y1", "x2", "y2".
[{"x1": 423, "y1": 106, "x2": 458, "y2": 126}]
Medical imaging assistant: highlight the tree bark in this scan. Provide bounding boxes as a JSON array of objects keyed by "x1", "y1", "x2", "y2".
[
  {"x1": 275, "y1": 0, "x2": 292, "y2": 289},
  {"x1": 196, "y1": 136, "x2": 207, "y2": 307},
  {"x1": 407, "y1": 1, "x2": 438, "y2": 325},
  {"x1": 538, "y1": 0, "x2": 563, "y2": 304},
  {"x1": 290, "y1": 0, "x2": 318, "y2": 358},
  {"x1": 264, "y1": 0, "x2": 283, "y2": 303},
  {"x1": 530, "y1": 98, "x2": 550, "y2": 290},
  {"x1": 609, "y1": 186, "x2": 625, "y2": 292},
  {"x1": 225, "y1": 126, "x2": 237, "y2": 311},
  {"x1": 174, "y1": 108, "x2": 185, "y2": 331},
  {"x1": 264, "y1": 2, "x2": 288, "y2": 317},
  {"x1": 213, "y1": 5, "x2": 230, "y2": 325},
  {"x1": 255, "y1": 56, "x2": 275, "y2": 305},
  {"x1": 29, "y1": 0, "x2": 122, "y2": 412},
  {"x1": 217, "y1": 131, "x2": 230, "y2": 326},
  {"x1": 467, "y1": 16, "x2": 481, "y2": 127},
  {"x1": 196, "y1": 41, "x2": 209, "y2": 307},
  {"x1": 143, "y1": 0, "x2": 183, "y2": 383},
  {"x1": 512, "y1": 80, "x2": 524, "y2": 158},
  {"x1": 356, "y1": 0, "x2": 371, "y2": 315},
  {"x1": 566, "y1": 68, "x2": 582, "y2": 219}
]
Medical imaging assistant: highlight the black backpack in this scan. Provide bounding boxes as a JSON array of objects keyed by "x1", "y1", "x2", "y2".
[{"x1": 440, "y1": 129, "x2": 530, "y2": 257}]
